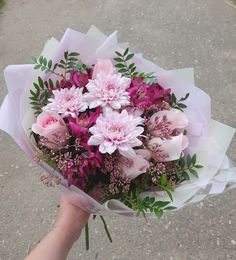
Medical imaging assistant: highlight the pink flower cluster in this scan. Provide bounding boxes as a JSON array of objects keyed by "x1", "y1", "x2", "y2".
[{"x1": 31, "y1": 56, "x2": 189, "y2": 190}]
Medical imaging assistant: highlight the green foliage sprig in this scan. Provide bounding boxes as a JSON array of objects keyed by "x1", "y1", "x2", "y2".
[
  {"x1": 114, "y1": 48, "x2": 137, "y2": 78},
  {"x1": 29, "y1": 76, "x2": 51, "y2": 116},
  {"x1": 114, "y1": 48, "x2": 158, "y2": 84},
  {"x1": 138, "y1": 72, "x2": 157, "y2": 84},
  {"x1": 176, "y1": 154, "x2": 203, "y2": 182},
  {"x1": 57, "y1": 51, "x2": 81, "y2": 73},
  {"x1": 158, "y1": 174, "x2": 174, "y2": 201},
  {"x1": 121, "y1": 189, "x2": 176, "y2": 219},
  {"x1": 32, "y1": 56, "x2": 58, "y2": 74},
  {"x1": 171, "y1": 92, "x2": 189, "y2": 111}
]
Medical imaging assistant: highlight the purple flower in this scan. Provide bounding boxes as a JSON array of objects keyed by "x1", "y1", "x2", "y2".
[
  {"x1": 127, "y1": 77, "x2": 171, "y2": 109},
  {"x1": 78, "y1": 150, "x2": 104, "y2": 176},
  {"x1": 71, "y1": 71, "x2": 89, "y2": 88}
]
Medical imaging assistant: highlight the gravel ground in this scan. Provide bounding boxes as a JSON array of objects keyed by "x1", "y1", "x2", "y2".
[{"x1": 0, "y1": 0, "x2": 235, "y2": 259}]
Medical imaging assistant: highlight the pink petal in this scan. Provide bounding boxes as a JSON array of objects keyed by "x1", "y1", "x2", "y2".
[
  {"x1": 121, "y1": 154, "x2": 150, "y2": 180},
  {"x1": 136, "y1": 149, "x2": 152, "y2": 160},
  {"x1": 150, "y1": 109, "x2": 188, "y2": 132},
  {"x1": 93, "y1": 59, "x2": 114, "y2": 79},
  {"x1": 88, "y1": 135, "x2": 103, "y2": 146},
  {"x1": 118, "y1": 144, "x2": 136, "y2": 158},
  {"x1": 148, "y1": 134, "x2": 187, "y2": 162}
]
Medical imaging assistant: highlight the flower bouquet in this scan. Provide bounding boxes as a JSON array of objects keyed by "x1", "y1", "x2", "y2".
[{"x1": 0, "y1": 26, "x2": 235, "y2": 249}]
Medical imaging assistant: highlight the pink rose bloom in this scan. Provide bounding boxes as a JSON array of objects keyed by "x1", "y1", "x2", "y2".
[
  {"x1": 84, "y1": 59, "x2": 131, "y2": 109},
  {"x1": 32, "y1": 111, "x2": 68, "y2": 150},
  {"x1": 119, "y1": 153, "x2": 150, "y2": 180},
  {"x1": 147, "y1": 109, "x2": 189, "y2": 162},
  {"x1": 88, "y1": 109, "x2": 144, "y2": 158}
]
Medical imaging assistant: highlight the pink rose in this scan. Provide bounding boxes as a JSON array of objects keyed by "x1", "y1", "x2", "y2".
[
  {"x1": 93, "y1": 59, "x2": 115, "y2": 79},
  {"x1": 119, "y1": 153, "x2": 150, "y2": 180},
  {"x1": 32, "y1": 111, "x2": 68, "y2": 150}
]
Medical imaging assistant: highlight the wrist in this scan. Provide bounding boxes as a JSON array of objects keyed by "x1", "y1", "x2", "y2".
[
  {"x1": 52, "y1": 224, "x2": 80, "y2": 246},
  {"x1": 53, "y1": 209, "x2": 90, "y2": 244}
]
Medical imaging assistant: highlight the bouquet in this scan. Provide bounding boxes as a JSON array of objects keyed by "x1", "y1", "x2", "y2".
[{"x1": 0, "y1": 26, "x2": 235, "y2": 249}]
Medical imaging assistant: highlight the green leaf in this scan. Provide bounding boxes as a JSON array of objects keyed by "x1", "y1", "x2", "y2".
[
  {"x1": 29, "y1": 96, "x2": 37, "y2": 101},
  {"x1": 192, "y1": 154, "x2": 196, "y2": 165},
  {"x1": 115, "y1": 63, "x2": 126, "y2": 68},
  {"x1": 166, "y1": 190, "x2": 173, "y2": 201},
  {"x1": 31, "y1": 56, "x2": 37, "y2": 63},
  {"x1": 38, "y1": 77, "x2": 44, "y2": 89},
  {"x1": 125, "y1": 53, "x2": 134, "y2": 61},
  {"x1": 154, "y1": 201, "x2": 170, "y2": 208},
  {"x1": 43, "y1": 57, "x2": 47, "y2": 66},
  {"x1": 182, "y1": 171, "x2": 190, "y2": 180},
  {"x1": 68, "y1": 57, "x2": 78, "y2": 62},
  {"x1": 164, "y1": 206, "x2": 177, "y2": 211},
  {"x1": 171, "y1": 93, "x2": 177, "y2": 104},
  {"x1": 39, "y1": 56, "x2": 44, "y2": 64},
  {"x1": 64, "y1": 51, "x2": 68, "y2": 60},
  {"x1": 58, "y1": 64, "x2": 65, "y2": 69},
  {"x1": 59, "y1": 59, "x2": 66, "y2": 65},
  {"x1": 128, "y1": 63, "x2": 135, "y2": 69},
  {"x1": 49, "y1": 79, "x2": 54, "y2": 88},
  {"x1": 187, "y1": 155, "x2": 192, "y2": 168},
  {"x1": 32, "y1": 105, "x2": 41, "y2": 110},
  {"x1": 118, "y1": 68, "x2": 128, "y2": 73},
  {"x1": 179, "y1": 92, "x2": 190, "y2": 101},
  {"x1": 195, "y1": 165, "x2": 203, "y2": 169},
  {"x1": 179, "y1": 157, "x2": 185, "y2": 168},
  {"x1": 130, "y1": 66, "x2": 137, "y2": 73},
  {"x1": 148, "y1": 197, "x2": 155, "y2": 204},
  {"x1": 114, "y1": 57, "x2": 123, "y2": 62},
  {"x1": 160, "y1": 174, "x2": 167, "y2": 186},
  {"x1": 190, "y1": 169, "x2": 198, "y2": 178},
  {"x1": 115, "y1": 51, "x2": 123, "y2": 57},
  {"x1": 53, "y1": 63, "x2": 58, "y2": 71},
  {"x1": 123, "y1": 48, "x2": 129, "y2": 56},
  {"x1": 48, "y1": 60, "x2": 52, "y2": 69},
  {"x1": 30, "y1": 101, "x2": 39, "y2": 106},
  {"x1": 34, "y1": 64, "x2": 41, "y2": 70},
  {"x1": 154, "y1": 208, "x2": 163, "y2": 218},
  {"x1": 68, "y1": 52, "x2": 80, "y2": 56},
  {"x1": 177, "y1": 103, "x2": 187, "y2": 109},
  {"x1": 56, "y1": 80, "x2": 60, "y2": 87},
  {"x1": 143, "y1": 197, "x2": 150, "y2": 203}
]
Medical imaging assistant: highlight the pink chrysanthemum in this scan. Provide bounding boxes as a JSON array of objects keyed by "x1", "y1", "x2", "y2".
[
  {"x1": 43, "y1": 86, "x2": 88, "y2": 118},
  {"x1": 84, "y1": 73, "x2": 131, "y2": 109},
  {"x1": 88, "y1": 109, "x2": 144, "y2": 158},
  {"x1": 84, "y1": 59, "x2": 131, "y2": 109}
]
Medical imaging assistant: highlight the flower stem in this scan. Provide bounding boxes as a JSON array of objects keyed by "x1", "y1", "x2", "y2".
[
  {"x1": 85, "y1": 223, "x2": 89, "y2": 250},
  {"x1": 100, "y1": 216, "x2": 112, "y2": 243}
]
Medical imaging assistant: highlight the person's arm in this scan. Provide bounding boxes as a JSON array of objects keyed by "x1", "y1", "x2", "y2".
[{"x1": 25, "y1": 194, "x2": 90, "y2": 260}]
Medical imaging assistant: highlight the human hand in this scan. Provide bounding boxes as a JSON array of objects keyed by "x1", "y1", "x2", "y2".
[{"x1": 53, "y1": 193, "x2": 90, "y2": 244}]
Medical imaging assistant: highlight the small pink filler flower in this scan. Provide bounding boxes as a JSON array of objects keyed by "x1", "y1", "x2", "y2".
[
  {"x1": 88, "y1": 109, "x2": 144, "y2": 158},
  {"x1": 84, "y1": 59, "x2": 131, "y2": 109},
  {"x1": 43, "y1": 86, "x2": 87, "y2": 118}
]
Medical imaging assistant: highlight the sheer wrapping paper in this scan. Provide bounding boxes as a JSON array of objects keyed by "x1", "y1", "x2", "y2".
[{"x1": 0, "y1": 27, "x2": 235, "y2": 218}]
